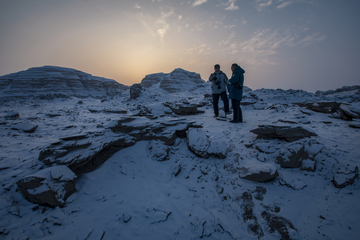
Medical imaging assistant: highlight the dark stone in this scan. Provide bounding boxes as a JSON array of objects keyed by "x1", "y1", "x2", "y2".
[
  {"x1": 277, "y1": 146, "x2": 308, "y2": 168},
  {"x1": 250, "y1": 125, "x2": 317, "y2": 142},
  {"x1": 130, "y1": 83, "x2": 142, "y2": 99},
  {"x1": 305, "y1": 102, "x2": 341, "y2": 113}
]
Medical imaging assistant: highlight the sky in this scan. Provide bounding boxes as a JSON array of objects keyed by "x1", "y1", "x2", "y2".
[{"x1": 0, "y1": 0, "x2": 359, "y2": 92}]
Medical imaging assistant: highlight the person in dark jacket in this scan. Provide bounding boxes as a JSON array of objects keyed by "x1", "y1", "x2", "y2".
[
  {"x1": 228, "y1": 63, "x2": 245, "y2": 123},
  {"x1": 209, "y1": 64, "x2": 230, "y2": 117}
]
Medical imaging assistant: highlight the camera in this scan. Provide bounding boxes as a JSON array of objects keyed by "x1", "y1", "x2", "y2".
[
  {"x1": 212, "y1": 76, "x2": 217, "y2": 81},
  {"x1": 215, "y1": 80, "x2": 221, "y2": 89}
]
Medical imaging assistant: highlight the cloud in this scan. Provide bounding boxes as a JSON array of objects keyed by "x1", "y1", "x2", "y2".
[
  {"x1": 155, "y1": 9, "x2": 175, "y2": 42},
  {"x1": 254, "y1": 0, "x2": 273, "y2": 11},
  {"x1": 225, "y1": 0, "x2": 239, "y2": 10},
  {"x1": 297, "y1": 32, "x2": 326, "y2": 46},
  {"x1": 277, "y1": 1, "x2": 292, "y2": 9},
  {"x1": 178, "y1": 15, "x2": 182, "y2": 20},
  {"x1": 192, "y1": 0, "x2": 208, "y2": 7},
  {"x1": 134, "y1": 3, "x2": 141, "y2": 9}
]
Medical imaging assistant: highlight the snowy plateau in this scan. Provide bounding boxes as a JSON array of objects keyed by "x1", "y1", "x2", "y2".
[{"x1": 0, "y1": 66, "x2": 360, "y2": 240}]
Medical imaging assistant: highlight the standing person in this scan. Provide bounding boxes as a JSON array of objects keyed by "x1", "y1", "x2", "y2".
[
  {"x1": 229, "y1": 63, "x2": 245, "y2": 123},
  {"x1": 209, "y1": 64, "x2": 230, "y2": 117}
]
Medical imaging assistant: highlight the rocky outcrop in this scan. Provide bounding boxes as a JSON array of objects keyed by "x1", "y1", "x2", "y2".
[
  {"x1": 0, "y1": 66, "x2": 129, "y2": 99},
  {"x1": 250, "y1": 125, "x2": 317, "y2": 142},
  {"x1": 38, "y1": 117, "x2": 200, "y2": 175},
  {"x1": 140, "y1": 68, "x2": 205, "y2": 93},
  {"x1": 16, "y1": 166, "x2": 77, "y2": 207}
]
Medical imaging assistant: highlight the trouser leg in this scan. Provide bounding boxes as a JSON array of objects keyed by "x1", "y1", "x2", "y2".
[
  {"x1": 220, "y1": 91, "x2": 229, "y2": 112},
  {"x1": 212, "y1": 94, "x2": 220, "y2": 116},
  {"x1": 231, "y1": 99, "x2": 240, "y2": 122},
  {"x1": 239, "y1": 103, "x2": 243, "y2": 122}
]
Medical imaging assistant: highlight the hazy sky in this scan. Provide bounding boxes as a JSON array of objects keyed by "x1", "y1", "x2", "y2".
[{"x1": 1, "y1": 0, "x2": 359, "y2": 92}]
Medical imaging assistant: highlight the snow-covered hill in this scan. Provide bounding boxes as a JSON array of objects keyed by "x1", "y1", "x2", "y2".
[
  {"x1": 0, "y1": 66, "x2": 129, "y2": 99},
  {"x1": 0, "y1": 67, "x2": 360, "y2": 240}
]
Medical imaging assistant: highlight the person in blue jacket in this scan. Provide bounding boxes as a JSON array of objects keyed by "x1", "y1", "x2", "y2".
[{"x1": 228, "y1": 63, "x2": 245, "y2": 123}]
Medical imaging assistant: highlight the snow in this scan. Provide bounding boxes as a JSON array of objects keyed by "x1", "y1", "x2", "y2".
[{"x1": 0, "y1": 68, "x2": 360, "y2": 239}]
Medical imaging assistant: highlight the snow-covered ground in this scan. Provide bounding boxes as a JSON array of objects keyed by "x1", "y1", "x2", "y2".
[{"x1": 0, "y1": 81, "x2": 360, "y2": 240}]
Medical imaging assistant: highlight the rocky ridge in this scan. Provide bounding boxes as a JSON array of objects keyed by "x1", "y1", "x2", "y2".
[{"x1": 0, "y1": 66, "x2": 129, "y2": 99}]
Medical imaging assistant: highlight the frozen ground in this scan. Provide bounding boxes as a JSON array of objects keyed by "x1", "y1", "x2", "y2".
[{"x1": 0, "y1": 82, "x2": 360, "y2": 240}]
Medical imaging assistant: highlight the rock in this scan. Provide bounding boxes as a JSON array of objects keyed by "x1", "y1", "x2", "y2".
[
  {"x1": 207, "y1": 139, "x2": 227, "y2": 159},
  {"x1": 163, "y1": 102, "x2": 204, "y2": 115},
  {"x1": 250, "y1": 125, "x2": 317, "y2": 142},
  {"x1": 239, "y1": 162, "x2": 278, "y2": 182},
  {"x1": 306, "y1": 102, "x2": 341, "y2": 113},
  {"x1": 60, "y1": 134, "x2": 88, "y2": 141},
  {"x1": 278, "y1": 171, "x2": 307, "y2": 190},
  {"x1": 333, "y1": 167, "x2": 359, "y2": 188},
  {"x1": 339, "y1": 104, "x2": 360, "y2": 119},
  {"x1": 130, "y1": 83, "x2": 143, "y2": 99},
  {"x1": 123, "y1": 213, "x2": 132, "y2": 223},
  {"x1": 11, "y1": 122, "x2": 38, "y2": 133},
  {"x1": 187, "y1": 128, "x2": 210, "y2": 158},
  {"x1": 46, "y1": 113, "x2": 62, "y2": 117},
  {"x1": 348, "y1": 122, "x2": 360, "y2": 128},
  {"x1": 277, "y1": 143, "x2": 308, "y2": 168},
  {"x1": 4, "y1": 112, "x2": 19, "y2": 119},
  {"x1": 140, "y1": 68, "x2": 205, "y2": 93},
  {"x1": 171, "y1": 164, "x2": 181, "y2": 177},
  {"x1": 261, "y1": 211, "x2": 298, "y2": 240},
  {"x1": 16, "y1": 166, "x2": 77, "y2": 207},
  {"x1": 300, "y1": 159, "x2": 316, "y2": 172},
  {"x1": 147, "y1": 140, "x2": 170, "y2": 161},
  {"x1": 0, "y1": 66, "x2": 129, "y2": 99}
]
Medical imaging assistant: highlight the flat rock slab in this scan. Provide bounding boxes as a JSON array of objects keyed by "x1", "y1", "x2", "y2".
[
  {"x1": 250, "y1": 125, "x2": 317, "y2": 142},
  {"x1": 240, "y1": 162, "x2": 278, "y2": 182},
  {"x1": 11, "y1": 122, "x2": 38, "y2": 133}
]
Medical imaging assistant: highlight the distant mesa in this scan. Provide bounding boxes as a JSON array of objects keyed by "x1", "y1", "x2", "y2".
[
  {"x1": 0, "y1": 66, "x2": 129, "y2": 99},
  {"x1": 140, "y1": 68, "x2": 206, "y2": 93}
]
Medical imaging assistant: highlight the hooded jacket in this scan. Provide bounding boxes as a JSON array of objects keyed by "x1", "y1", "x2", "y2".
[
  {"x1": 209, "y1": 71, "x2": 229, "y2": 94},
  {"x1": 229, "y1": 66, "x2": 245, "y2": 101}
]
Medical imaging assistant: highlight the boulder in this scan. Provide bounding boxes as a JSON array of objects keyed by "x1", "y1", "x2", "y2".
[
  {"x1": 187, "y1": 128, "x2": 210, "y2": 158},
  {"x1": 16, "y1": 166, "x2": 77, "y2": 207},
  {"x1": 333, "y1": 167, "x2": 359, "y2": 188},
  {"x1": 250, "y1": 125, "x2": 317, "y2": 142},
  {"x1": 207, "y1": 139, "x2": 227, "y2": 159},
  {"x1": 239, "y1": 162, "x2": 278, "y2": 182},
  {"x1": 147, "y1": 140, "x2": 170, "y2": 161},
  {"x1": 277, "y1": 143, "x2": 308, "y2": 168},
  {"x1": 130, "y1": 83, "x2": 143, "y2": 100}
]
